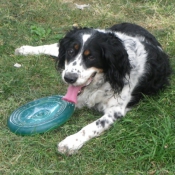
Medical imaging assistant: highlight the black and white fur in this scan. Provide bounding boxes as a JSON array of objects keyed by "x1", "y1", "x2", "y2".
[{"x1": 15, "y1": 23, "x2": 171, "y2": 154}]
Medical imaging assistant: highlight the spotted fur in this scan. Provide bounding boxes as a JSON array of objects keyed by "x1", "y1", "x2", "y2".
[{"x1": 15, "y1": 23, "x2": 171, "y2": 155}]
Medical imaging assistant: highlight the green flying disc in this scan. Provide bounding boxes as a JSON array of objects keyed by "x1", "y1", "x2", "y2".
[{"x1": 7, "y1": 95, "x2": 75, "y2": 135}]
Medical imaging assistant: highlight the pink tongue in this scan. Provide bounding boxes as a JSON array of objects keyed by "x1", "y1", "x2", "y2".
[{"x1": 62, "y1": 85, "x2": 82, "y2": 104}]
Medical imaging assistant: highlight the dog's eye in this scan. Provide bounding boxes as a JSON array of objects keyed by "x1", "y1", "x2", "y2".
[
  {"x1": 88, "y1": 55, "x2": 95, "y2": 60},
  {"x1": 67, "y1": 48, "x2": 75, "y2": 56}
]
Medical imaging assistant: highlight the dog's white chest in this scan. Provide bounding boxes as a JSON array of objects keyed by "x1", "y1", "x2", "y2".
[{"x1": 76, "y1": 82, "x2": 113, "y2": 111}]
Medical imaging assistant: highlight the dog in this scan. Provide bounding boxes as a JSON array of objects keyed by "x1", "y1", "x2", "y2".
[{"x1": 15, "y1": 23, "x2": 171, "y2": 154}]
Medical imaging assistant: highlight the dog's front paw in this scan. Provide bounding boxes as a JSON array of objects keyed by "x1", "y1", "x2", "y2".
[
  {"x1": 58, "y1": 134, "x2": 84, "y2": 155},
  {"x1": 15, "y1": 46, "x2": 34, "y2": 55}
]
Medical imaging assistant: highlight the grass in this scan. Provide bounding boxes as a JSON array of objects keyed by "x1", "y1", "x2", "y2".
[{"x1": 1, "y1": 0, "x2": 175, "y2": 174}]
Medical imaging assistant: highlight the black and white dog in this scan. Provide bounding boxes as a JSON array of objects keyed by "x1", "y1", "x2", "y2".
[{"x1": 15, "y1": 23, "x2": 171, "y2": 154}]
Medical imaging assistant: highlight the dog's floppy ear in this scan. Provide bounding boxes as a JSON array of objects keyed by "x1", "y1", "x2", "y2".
[
  {"x1": 102, "y1": 33, "x2": 131, "y2": 92},
  {"x1": 56, "y1": 37, "x2": 69, "y2": 69},
  {"x1": 56, "y1": 27, "x2": 80, "y2": 70}
]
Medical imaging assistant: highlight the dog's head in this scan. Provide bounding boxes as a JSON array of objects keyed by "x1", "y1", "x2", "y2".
[{"x1": 56, "y1": 27, "x2": 130, "y2": 95}]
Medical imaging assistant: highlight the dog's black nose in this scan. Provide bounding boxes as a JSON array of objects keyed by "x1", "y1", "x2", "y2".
[{"x1": 64, "y1": 72, "x2": 78, "y2": 84}]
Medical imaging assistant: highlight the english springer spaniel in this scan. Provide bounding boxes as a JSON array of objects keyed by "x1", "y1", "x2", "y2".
[{"x1": 15, "y1": 23, "x2": 171, "y2": 154}]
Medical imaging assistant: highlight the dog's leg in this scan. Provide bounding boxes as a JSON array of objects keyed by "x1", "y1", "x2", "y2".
[
  {"x1": 58, "y1": 85, "x2": 133, "y2": 155},
  {"x1": 58, "y1": 108, "x2": 125, "y2": 155},
  {"x1": 15, "y1": 43, "x2": 59, "y2": 57}
]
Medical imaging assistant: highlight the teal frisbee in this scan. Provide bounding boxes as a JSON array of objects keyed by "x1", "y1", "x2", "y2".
[{"x1": 7, "y1": 95, "x2": 75, "y2": 135}]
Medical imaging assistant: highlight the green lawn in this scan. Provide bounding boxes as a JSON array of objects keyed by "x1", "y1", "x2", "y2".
[{"x1": 1, "y1": 0, "x2": 175, "y2": 174}]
